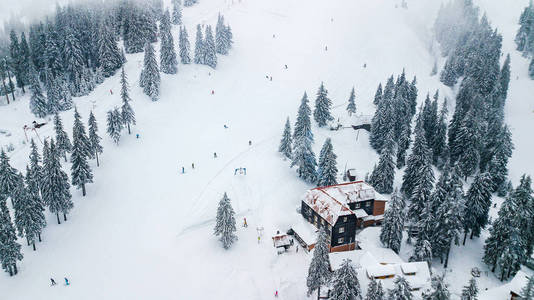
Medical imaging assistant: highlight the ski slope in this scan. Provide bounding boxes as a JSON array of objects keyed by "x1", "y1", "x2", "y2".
[{"x1": 1, "y1": 0, "x2": 533, "y2": 299}]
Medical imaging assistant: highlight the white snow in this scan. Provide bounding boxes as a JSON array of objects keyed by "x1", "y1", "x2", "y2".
[{"x1": 1, "y1": 0, "x2": 533, "y2": 299}]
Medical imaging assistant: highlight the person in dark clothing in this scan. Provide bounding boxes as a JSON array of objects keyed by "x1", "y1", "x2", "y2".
[
  {"x1": 64, "y1": 278, "x2": 69, "y2": 285},
  {"x1": 214, "y1": 152, "x2": 217, "y2": 158},
  {"x1": 50, "y1": 278, "x2": 57, "y2": 286}
]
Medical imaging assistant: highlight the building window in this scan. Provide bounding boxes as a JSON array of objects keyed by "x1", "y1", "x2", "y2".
[
  {"x1": 339, "y1": 227, "x2": 345, "y2": 233},
  {"x1": 366, "y1": 201, "x2": 371, "y2": 207},
  {"x1": 338, "y1": 237, "x2": 344, "y2": 244},
  {"x1": 343, "y1": 217, "x2": 348, "y2": 223},
  {"x1": 355, "y1": 203, "x2": 361, "y2": 208},
  {"x1": 328, "y1": 225, "x2": 332, "y2": 231},
  {"x1": 321, "y1": 219, "x2": 325, "y2": 226},
  {"x1": 303, "y1": 206, "x2": 309, "y2": 215},
  {"x1": 314, "y1": 215, "x2": 317, "y2": 222}
]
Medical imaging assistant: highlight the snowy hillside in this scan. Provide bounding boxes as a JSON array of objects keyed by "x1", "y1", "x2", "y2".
[{"x1": 1, "y1": 0, "x2": 533, "y2": 299}]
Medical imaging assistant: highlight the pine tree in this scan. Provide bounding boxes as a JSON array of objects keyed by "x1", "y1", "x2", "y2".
[
  {"x1": 54, "y1": 113, "x2": 72, "y2": 162},
  {"x1": 88, "y1": 111, "x2": 103, "y2": 167},
  {"x1": 71, "y1": 112, "x2": 93, "y2": 197},
  {"x1": 215, "y1": 14, "x2": 229, "y2": 55},
  {"x1": 500, "y1": 54, "x2": 511, "y2": 101},
  {"x1": 369, "y1": 131, "x2": 396, "y2": 194},
  {"x1": 396, "y1": 122, "x2": 411, "y2": 169},
  {"x1": 179, "y1": 26, "x2": 191, "y2": 64},
  {"x1": 28, "y1": 65, "x2": 48, "y2": 118},
  {"x1": 57, "y1": 77, "x2": 73, "y2": 111},
  {"x1": 17, "y1": 32, "x2": 31, "y2": 93},
  {"x1": 487, "y1": 125, "x2": 514, "y2": 195},
  {"x1": 140, "y1": 42, "x2": 160, "y2": 101},
  {"x1": 366, "y1": 278, "x2": 385, "y2": 300},
  {"x1": 0, "y1": 201, "x2": 23, "y2": 276},
  {"x1": 172, "y1": 0, "x2": 182, "y2": 25},
  {"x1": 370, "y1": 87, "x2": 393, "y2": 152},
  {"x1": 98, "y1": 20, "x2": 122, "y2": 77},
  {"x1": 278, "y1": 117, "x2": 292, "y2": 159},
  {"x1": 124, "y1": 5, "x2": 146, "y2": 54},
  {"x1": 317, "y1": 138, "x2": 338, "y2": 187},
  {"x1": 291, "y1": 93, "x2": 317, "y2": 183},
  {"x1": 63, "y1": 28, "x2": 86, "y2": 96},
  {"x1": 373, "y1": 83, "x2": 383, "y2": 106},
  {"x1": 313, "y1": 82, "x2": 333, "y2": 127},
  {"x1": 453, "y1": 110, "x2": 481, "y2": 179},
  {"x1": 307, "y1": 228, "x2": 332, "y2": 299},
  {"x1": 460, "y1": 277, "x2": 478, "y2": 300},
  {"x1": 512, "y1": 175, "x2": 534, "y2": 257},
  {"x1": 203, "y1": 25, "x2": 217, "y2": 69},
  {"x1": 213, "y1": 192, "x2": 237, "y2": 249},
  {"x1": 330, "y1": 259, "x2": 362, "y2": 300},
  {"x1": 107, "y1": 108, "x2": 123, "y2": 144},
  {"x1": 120, "y1": 68, "x2": 136, "y2": 134},
  {"x1": 346, "y1": 87, "x2": 356, "y2": 116},
  {"x1": 194, "y1": 24, "x2": 205, "y2": 64},
  {"x1": 388, "y1": 276, "x2": 413, "y2": 300},
  {"x1": 380, "y1": 189, "x2": 405, "y2": 254},
  {"x1": 463, "y1": 172, "x2": 493, "y2": 244},
  {"x1": 160, "y1": 9, "x2": 178, "y2": 74},
  {"x1": 0, "y1": 150, "x2": 19, "y2": 206},
  {"x1": 41, "y1": 140, "x2": 73, "y2": 224},
  {"x1": 426, "y1": 274, "x2": 451, "y2": 300},
  {"x1": 422, "y1": 94, "x2": 438, "y2": 158},
  {"x1": 410, "y1": 237, "x2": 433, "y2": 269},
  {"x1": 43, "y1": 66, "x2": 59, "y2": 114},
  {"x1": 28, "y1": 139, "x2": 43, "y2": 192},
  {"x1": 522, "y1": 275, "x2": 534, "y2": 300},
  {"x1": 13, "y1": 168, "x2": 46, "y2": 251},
  {"x1": 433, "y1": 99, "x2": 448, "y2": 167}
]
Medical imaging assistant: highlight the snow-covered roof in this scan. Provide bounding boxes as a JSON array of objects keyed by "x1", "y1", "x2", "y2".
[
  {"x1": 354, "y1": 209, "x2": 369, "y2": 218},
  {"x1": 291, "y1": 218, "x2": 318, "y2": 245},
  {"x1": 302, "y1": 181, "x2": 386, "y2": 225},
  {"x1": 480, "y1": 270, "x2": 533, "y2": 299},
  {"x1": 367, "y1": 265, "x2": 396, "y2": 278},
  {"x1": 272, "y1": 234, "x2": 291, "y2": 248},
  {"x1": 329, "y1": 248, "x2": 431, "y2": 294}
]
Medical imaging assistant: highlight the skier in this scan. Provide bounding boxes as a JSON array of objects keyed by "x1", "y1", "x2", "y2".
[
  {"x1": 211, "y1": 90, "x2": 214, "y2": 95},
  {"x1": 182, "y1": 167, "x2": 185, "y2": 174},
  {"x1": 64, "y1": 278, "x2": 69, "y2": 286},
  {"x1": 363, "y1": 63, "x2": 367, "y2": 68},
  {"x1": 258, "y1": 236, "x2": 261, "y2": 243},
  {"x1": 249, "y1": 140, "x2": 252, "y2": 146},
  {"x1": 275, "y1": 290, "x2": 279, "y2": 297},
  {"x1": 284, "y1": 64, "x2": 288, "y2": 69},
  {"x1": 136, "y1": 133, "x2": 140, "y2": 139},
  {"x1": 325, "y1": 45, "x2": 328, "y2": 51},
  {"x1": 224, "y1": 124, "x2": 228, "y2": 129},
  {"x1": 273, "y1": 34, "x2": 275, "y2": 38},
  {"x1": 234, "y1": 168, "x2": 238, "y2": 175},
  {"x1": 192, "y1": 163, "x2": 195, "y2": 169},
  {"x1": 270, "y1": 76, "x2": 272, "y2": 81},
  {"x1": 243, "y1": 217, "x2": 248, "y2": 227},
  {"x1": 110, "y1": 89, "x2": 113, "y2": 95},
  {"x1": 50, "y1": 278, "x2": 57, "y2": 286},
  {"x1": 243, "y1": 167, "x2": 247, "y2": 175},
  {"x1": 214, "y1": 152, "x2": 217, "y2": 158},
  {"x1": 296, "y1": 245, "x2": 299, "y2": 253}
]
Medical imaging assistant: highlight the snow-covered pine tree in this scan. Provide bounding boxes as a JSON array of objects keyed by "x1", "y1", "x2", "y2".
[
  {"x1": 0, "y1": 200, "x2": 23, "y2": 276},
  {"x1": 179, "y1": 26, "x2": 191, "y2": 64},
  {"x1": 512, "y1": 175, "x2": 534, "y2": 257},
  {"x1": 215, "y1": 14, "x2": 233, "y2": 55},
  {"x1": 426, "y1": 274, "x2": 451, "y2": 300},
  {"x1": 463, "y1": 172, "x2": 493, "y2": 244},
  {"x1": 313, "y1": 82, "x2": 333, "y2": 127},
  {"x1": 213, "y1": 192, "x2": 237, "y2": 249},
  {"x1": 160, "y1": 9, "x2": 178, "y2": 74},
  {"x1": 500, "y1": 54, "x2": 511, "y2": 101},
  {"x1": 71, "y1": 113, "x2": 94, "y2": 197},
  {"x1": 346, "y1": 87, "x2": 356, "y2": 116},
  {"x1": 317, "y1": 138, "x2": 338, "y2": 187},
  {"x1": 94, "y1": 67, "x2": 104, "y2": 85},
  {"x1": 43, "y1": 66, "x2": 59, "y2": 114},
  {"x1": 41, "y1": 140, "x2": 73, "y2": 224},
  {"x1": 58, "y1": 77, "x2": 73, "y2": 111},
  {"x1": 28, "y1": 139, "x2": 43, "y2": 192},
  {"x1": 430, "y1": 60, "x2": 438, "y2": 76},
  {"x1": 54, "y1": 113, "x2": 72, "y2": 162},
  {"x1": 369, "y1": 130, "x2": 396, "y2": 194},
  {"x1": 140, "y1": 42, "x2": 160, "y2": 101},
  {"x1": 63, "y1": 28, "x2": 86, "y2": 96},
  {"x1": 521, "y1": 275, "x2": 534, "y2": 300},
  {"x1": 373, "y1": 83, "x2": 383, "y2": 106},
  {"x1": 487, "y1": 125, "x2": 513, "y2": 195},
  {"x1": 184, "y1": 0, "x2": 196, "y2": 7},
  {"x1": 107, "y1": 108, "x2": 123, "y2": 144},
  {"x1": 460, "y1": 277, "x2": 479, "y2": 300},
  {"x1": 453, "y1": 109, "x2": 481, "y2": 180},
  {"x1": 388, "y1": 276, "x2": 413, "y2": 300},
  {"x1": 278, "y1": 117, "x2": 292, "y2": 159},
  {"x1": 307, "y1": 228, "x2": 332, "y2": 298},
  {"x1": 402, "y1": 119, "x2": 434, "y2": 199},
  {"x1": 124, "y1": 5, "x2": 146, "y2": 54},
  {"x1": 410, "y1": 237, "x2": 433, "y2": 270},
  {"x1": 194, "y1": 24, "x2": 205, "y2": 64},
  {"x1": 380, "y1": 189, "x2": 405, "y2": 254},
  {"x1": 329, "y1": 259, "x2": 362, "y2": 300},
  {"x1": 370, "y1": 84, "x2": 393, "y2": 152},
  {"x1": 0, "y1": 150, "x2": 20, "y2": 206},
  {"x1": 28, "y1": 65, "x2": 48, "y2": 118},
  {"x1": 203, "y1": 25, "x2": 217, "y2": 69},
  {"x1": 433, "y1": 99, "x2": 448, "y2": 167},
  {"x1": 172, "y1": 0, "x2": 182, "y2": 25},
  {"x1": 291, "y1": 93, "x2": 317, "y2": 183},
  {"x1": 422, "y1": 94, "x2": 438, "y2": 159},
  {"x1": 120, "y1": 68, "x2": 136, "y2": 135},
  {"x1": 98, "y1": 20, "x2": 123, "y2": 77},
  {"x1": 13, "y1": 169, "x2": 46, "y2": 251},
  {"x1": 396, "y1": 121, "x2": 411, "y2": 169},
  {"x1": 366, "y1": 278, "x2": 385, "y2": 300},
  {"x1": 88, "y1": 111, "x2": 103, "y2": 167}
]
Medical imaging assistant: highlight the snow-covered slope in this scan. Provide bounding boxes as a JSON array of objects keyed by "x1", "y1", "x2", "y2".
[{"x1": 0, "y1": 0, "x2": 532, "y2": 299}]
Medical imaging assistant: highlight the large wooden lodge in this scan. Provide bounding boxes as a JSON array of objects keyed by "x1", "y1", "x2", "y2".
[{"x1": 299, "y1": 181, "x2": 387, "y2": 252}]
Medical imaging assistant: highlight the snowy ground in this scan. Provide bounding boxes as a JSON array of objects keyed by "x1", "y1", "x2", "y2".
[{"x1": 1, "y1": 0, "x2": 533, "y2": 299}]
